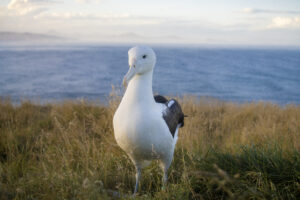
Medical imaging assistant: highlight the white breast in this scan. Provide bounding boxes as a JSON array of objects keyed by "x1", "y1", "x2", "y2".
[{"x1": 113, "y1": 99, "x2": 174, "y2": 164}]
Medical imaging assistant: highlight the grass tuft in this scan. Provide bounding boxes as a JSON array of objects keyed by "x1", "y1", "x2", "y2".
[{"x1": 0, "y1": 97, "x2": 300, "y2": 199}]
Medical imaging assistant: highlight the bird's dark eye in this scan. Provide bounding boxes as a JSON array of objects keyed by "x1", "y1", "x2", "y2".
[{"x1": 142, "y1": 55, "x2": 147, "y2": 59}]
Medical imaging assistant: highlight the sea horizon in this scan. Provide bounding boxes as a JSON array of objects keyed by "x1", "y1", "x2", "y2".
[{"x1": 1, "y1": 42, "x2": 300, "y2": 105}]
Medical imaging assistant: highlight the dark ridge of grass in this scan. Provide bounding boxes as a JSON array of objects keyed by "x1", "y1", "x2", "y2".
[
  {"x1": 189, "y1": 146, "x2": 300, "y2": 199},
  {"x1": 0, "y1": 97, "x2": 300, "y2": 199}
]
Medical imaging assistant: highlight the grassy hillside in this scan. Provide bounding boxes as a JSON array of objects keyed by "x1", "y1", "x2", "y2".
[{"x1": 0, "y1": 96, "x2": 300, "y2": 199}]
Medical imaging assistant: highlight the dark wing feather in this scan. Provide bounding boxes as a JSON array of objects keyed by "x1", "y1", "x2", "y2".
[
  {"x1": 154, "y1": 95, "x2": 168, "y2": 104},
  {"x1": 154, "y1": 95, "x2": 185, "y2": 137}
]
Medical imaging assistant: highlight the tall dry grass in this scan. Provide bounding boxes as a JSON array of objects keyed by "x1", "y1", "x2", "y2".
[{"x1": 0, "y1": 96, "x2": 299, "y2": 199}]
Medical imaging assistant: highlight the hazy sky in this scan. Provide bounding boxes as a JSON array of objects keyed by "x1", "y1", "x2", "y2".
[{"x1": 1, "y1": 0, "x2": 300, "y2": 45}]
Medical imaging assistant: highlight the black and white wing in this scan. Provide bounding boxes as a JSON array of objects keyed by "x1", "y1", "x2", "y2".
[{"x1": 154, "y1": 95, "x2": 185, "y2": 137}]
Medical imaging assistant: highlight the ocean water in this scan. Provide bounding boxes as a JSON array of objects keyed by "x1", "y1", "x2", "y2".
[{"x1": 0, "y1": 44, "x2": 299, "y2": 104}]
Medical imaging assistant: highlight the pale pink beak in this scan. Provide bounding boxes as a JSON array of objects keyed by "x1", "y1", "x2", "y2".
[{"x1": 123, "y1": 66, "x2": 136, "y2": 88}]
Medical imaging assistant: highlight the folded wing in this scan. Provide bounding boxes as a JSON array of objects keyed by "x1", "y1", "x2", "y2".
[{"x1": 154, "y1": 95, "x2": 185, "y2": 137}]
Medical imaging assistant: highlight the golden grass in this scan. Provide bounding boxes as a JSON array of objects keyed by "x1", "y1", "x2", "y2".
[{"x1": 0, "y1": 96, "x2": 299, "y2": 199}]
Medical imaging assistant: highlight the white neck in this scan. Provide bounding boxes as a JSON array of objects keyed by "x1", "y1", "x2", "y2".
[{"x1": 122, "y1": 70, "x2": 155, "y2": 106}]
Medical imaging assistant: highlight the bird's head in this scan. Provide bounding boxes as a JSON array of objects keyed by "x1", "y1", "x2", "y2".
[{"x1": 123, "y1": 46, "x2": 156, "y2": 87}]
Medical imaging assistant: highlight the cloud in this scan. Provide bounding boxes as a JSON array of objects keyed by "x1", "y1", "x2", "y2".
[
  {"x1": 75, "y1": 0, "x2": 101, "y2": 3},
  {"x1": 7, "y1": 0, "x2": 56, "y2": 16},
  {"x1": 242, "y1": 8, "x2": 300, "y2": 15},
  {"x1": 34, "y1": 12, "x2": 164, "y2": 25},
  {"x1": 268, "y1": 16, "x2": 300, "y2": 29},
  {"x1": 35, "y1": 12, "x2": 131, "y2": 20}
]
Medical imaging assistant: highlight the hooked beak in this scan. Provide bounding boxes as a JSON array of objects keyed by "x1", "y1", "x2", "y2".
[{"x1": 123, "y1": 66, "x2": 136, "y2": 88}]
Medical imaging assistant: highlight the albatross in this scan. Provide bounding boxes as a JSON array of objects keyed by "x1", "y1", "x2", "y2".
[{"x1": 113, "y1": 46, "x2": 185, "y2": 195}]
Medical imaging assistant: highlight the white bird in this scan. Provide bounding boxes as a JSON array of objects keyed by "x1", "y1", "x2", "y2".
[{"x1": 113, "y1": 46, "x2": 185, "y2": 195}]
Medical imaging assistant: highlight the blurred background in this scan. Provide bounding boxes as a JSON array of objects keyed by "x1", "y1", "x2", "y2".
[{"x1": 0, "y1": 0, "x2": 300, "y2": 104}]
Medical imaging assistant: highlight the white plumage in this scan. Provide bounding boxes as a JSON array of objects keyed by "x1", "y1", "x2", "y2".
[{"x1": 113, "y1": 46, "x2": 183, "y2": 195}]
